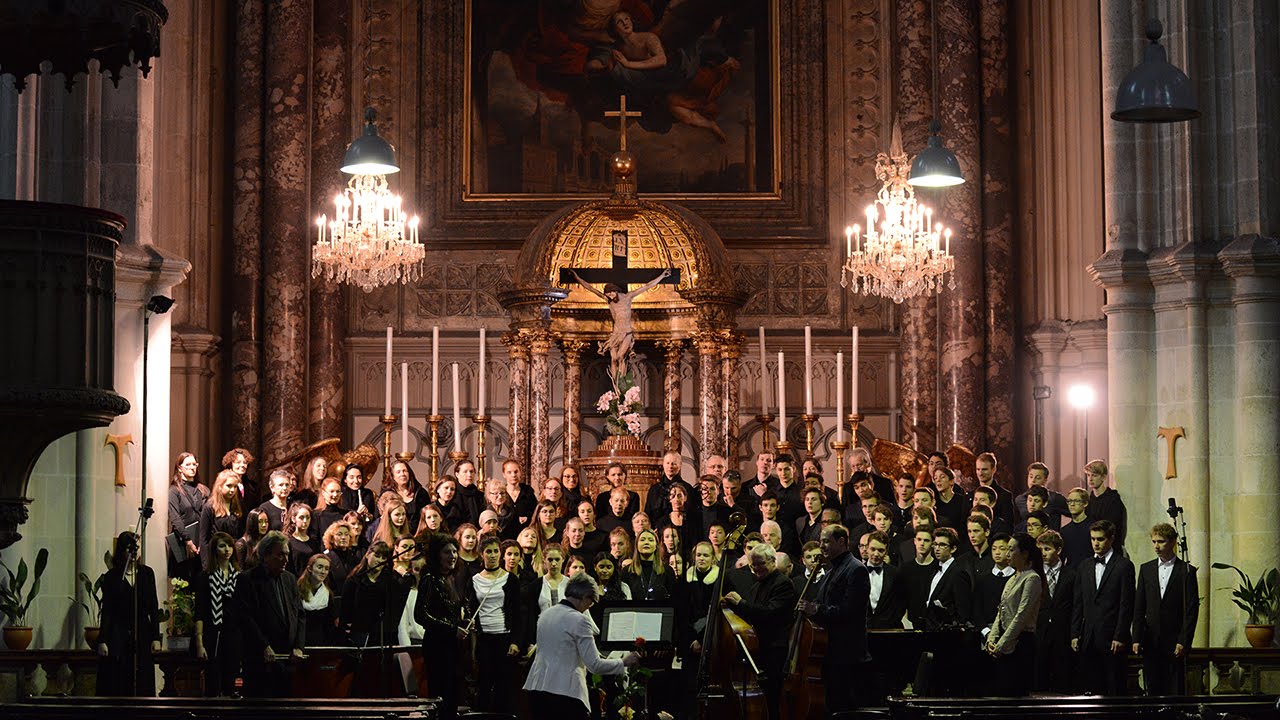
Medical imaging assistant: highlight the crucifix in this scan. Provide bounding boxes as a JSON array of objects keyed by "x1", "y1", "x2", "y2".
[
  {"x1": 558, "y1": 229, "x2": 681, "y2": 382},
  {"x1": 604, "y1": 94, "x2": 643, "y2": 151}
]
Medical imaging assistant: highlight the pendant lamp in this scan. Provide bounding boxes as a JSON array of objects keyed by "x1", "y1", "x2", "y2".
[{"x1": 1112, "y1": 18, "x2": 1199, "y2": 123}]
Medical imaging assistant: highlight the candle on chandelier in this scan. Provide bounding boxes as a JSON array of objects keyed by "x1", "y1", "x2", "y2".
[
  {"x1": 384, "y1": 327, "x2": 393, "y2": 417},
  {"x1": 758, "y1": 327, "x2": 767, "y2": 417},
  {"x1": 845, "y1": 226, "x2": 853, "y2": 257},
  {"x1": 836, "y1": 351, "x2": 844, "y2": 443},
  {"x1": 777, "y1": 351, "x2": 786, "y2": 441},
  {"x1": 478, "y1": 328, "x2": 487, "y2": 417},
  {"x1": 431, "y1": 326, "x2": 440, "y2": 416},
  {"x1": 452, "y1": 363, "x2": 462, "y2": 453},
  {"x1": 400, "y1": 362, "x2": 409, "y2": 454},
  {"x1": 804, "y1": 325, "x2": 813, "y2": 415},
  {"x1": 851, "y1": 326, "x2": 860, "y2": 416}
]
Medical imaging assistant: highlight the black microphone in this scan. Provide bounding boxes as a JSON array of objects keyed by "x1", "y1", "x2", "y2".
[
  {"x1": 1166, "y1": 497, "x2": 1181, "y2": 519},
  {"x1": 140, "y1": 497, "x2": 155, "y2": 518}
]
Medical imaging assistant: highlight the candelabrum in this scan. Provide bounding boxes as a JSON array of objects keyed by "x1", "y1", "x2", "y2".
[
  {"x1": 830, "y1": 439, "x2": 850, "y2": 506},
  {"x1": 800, "y1": 414, "x2": 818, "y2": 456},
  {"x1": 472, "y1": 415, "x2": 490, "y2": 486},
  {"x1": 395, "y1": 451, "x2": 416, "y2": 472},
  {"x1": 379, "y1": 414, "x2": 397, "y2": 486},
  {"x1": 426, "y1": 415, "x2": 444, "y2": 487},
  {"x1": 847, "y1": 413, "x2": 864, "y2": 450},
  {"x1": 755, "y1": 414, "x2": 775, "y2": 453}
]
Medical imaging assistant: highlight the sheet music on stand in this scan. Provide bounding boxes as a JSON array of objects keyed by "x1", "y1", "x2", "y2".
[{"x1": 598, "y1": 601, "x2": 675, "y2": 651}]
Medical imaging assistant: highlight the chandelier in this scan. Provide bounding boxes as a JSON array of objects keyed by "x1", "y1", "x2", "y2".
[
  {"x1": 312, "y1": 108, "x2": 423, "y2": 292},
  {"x1": 840, "y1": 125, "x2": 955, "y2": 304}
]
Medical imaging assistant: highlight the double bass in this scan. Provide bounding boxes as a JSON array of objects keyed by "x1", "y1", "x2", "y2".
[
  {"x1": 694, "y1": 511, "x2": 768, "y2": 720},
  {"x1": 780, "y1": 561, "x2": 827, "y2": 720}
]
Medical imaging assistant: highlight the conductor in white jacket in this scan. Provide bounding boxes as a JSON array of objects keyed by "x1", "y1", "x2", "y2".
[{"x1": 523, "y1": 573, "x2": 639, "y2": 718}]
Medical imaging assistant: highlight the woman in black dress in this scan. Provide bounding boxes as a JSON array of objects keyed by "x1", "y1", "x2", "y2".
[
  {"x1": 168, "y1": 452, "x2": 208, "y2": 581},
  {"x1": 96, "y1": 531, "x2": 161, "y2": 696},
  {"x1": 291, "y1": 455, "x2": 326, "y2": 508},
  {"x1": 298, "y1": 553, "x2": 338, "y2": 647},
  {"x1": 199, "y1": 470, "x2": 245, "y2": 567},
  {"x1": 313, "y1": 478, "x2": 348, "y2": 537},
  {"x1": 284, "y1": 502, "x2": 321, "y2": 576},
  {"x1": 415, "y1": 532, "x2": 467, "y2": 720},
  {"x1": 236, "y1": 509, "x2": 269, "y2": 569},
  {"x1": 433, "y1": 476, "x2": 467, "y2": 530},
  {"x1": 386, "y1": 460, "x2": 431, "y2": 534},
  {"x1": 341, "y1": 464, "x2": 378, "y2": 522},
  {"x1": 194, "y1": 531, "x2": 240, "y2": 696},
  {"x1": 321, "y1": 520, "x2": 360, "y2": 598}
]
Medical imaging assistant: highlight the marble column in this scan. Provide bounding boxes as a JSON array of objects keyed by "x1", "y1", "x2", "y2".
[
  {"x1": 503, "y1": 332, "x2": 531, "y2": 475},
  {"x1": 230, "y1": 0, "x2": 264, "y2": 466},
  {"x1": 720, "y1": 333, "x2": 743, "y2": 465},
  {"x1": 658, "y1": 339, "x2": 685, "y2": 454},
  {"x1": 936, "y1": 0, "x2": 986, "y2": 452},
  {"x1": 259, "y1": 0, "x2": 310, "y2": 467},
  {"x1": 529, "y1": 331, "x2": 553, "y2": 483},
  {"x1": 695, "y1": 332, "x2": 722, "y2": 464},
  {"x1": 561, "y1": 339, "x2": 587, "y2": 467},
  {"x1": 307, "y1": 0, "x2": 350, "y2": 443},
  {"x1": 979, "y1": 0, "x2": 1016, "y2": 465}
]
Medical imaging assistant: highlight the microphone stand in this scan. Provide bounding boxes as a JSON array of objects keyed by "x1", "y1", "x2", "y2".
[
  {"x1": 345, "y1": 541, "x2": 419, "y2": 697},
  {"x1": 1168, "y1": 499, "x2": 1192, "y2": 693},
  {"x1": 131, "y1": 499, "x2": 154, "y2": 697}
]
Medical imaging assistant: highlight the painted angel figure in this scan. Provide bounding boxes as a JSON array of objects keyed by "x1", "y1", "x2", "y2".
[{"x1": 569, "y1": 267, "x2": 671, "y2": 382}]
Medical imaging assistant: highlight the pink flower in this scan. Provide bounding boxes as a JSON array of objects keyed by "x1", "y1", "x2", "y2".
[
  {"x1": 597, "y1": 391, "x2": 616, "y2": 412},
  {"x1": 624, "y1": 386, "x2": 641, "y2": 405}
]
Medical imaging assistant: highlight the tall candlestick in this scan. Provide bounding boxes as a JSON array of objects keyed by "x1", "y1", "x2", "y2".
[
  {"x1": 851, "y1": 326, "x2": 860, "y2": 416},
  {"x1": 758, "y1": 327, "x2": 767, "y2": 417},
  {"x1": 400, "y1": 362, "x2": 409, "y2": 453},
  {"x1": 804, "y1": 325, "x2": 813, "y2": 415},
  {"x1": 384, "y1": 326, "x2": 393, "y2": 416},
  {"x1": 836, "y1": 351, "x2": 844, "y2": 442},
  {"x1": 478, "y1": 328, "x2": 487, "y2": 417},
  {"x1": 431, "y1": 326, "x2": 440, "y2": 417},
  {"x1": 776, "y1": 351, "x2": 786, "y2": 442},
  {"x1": 451, "y1": 363, "x2": 462, "y2": 453}
]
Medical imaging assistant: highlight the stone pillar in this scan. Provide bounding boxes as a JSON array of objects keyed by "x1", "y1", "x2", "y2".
[
  {"x1": 695, "y1": 332, "x2": 722, "y2": 464},
  {"x1": 503, "y1": 332, "x2": 531, "y2": 476},
  {"x1": 229, "y1": 0, "x2": 265, "y2": 470},
  {"x1": 307, "y1": 0, "x2": 350, "y2": 443},
  {"x1": 935, "y1": 0, "x2": 985, "y2": 452},
  {"x1": 720, "y1": 333, "x2": 742, "y2": 466},
  {"x1": 561, "y1": 339, "x2": 587, "y2": 467},
  {"x1": 260, "y1": 0, "x2": 311, "y2": 466},
  {"x1": 528, "y1": 331, "x2": 553, "y2": 483},
  {"x1": 658, "y1": 339, "x2": 685, "y2": 454}
]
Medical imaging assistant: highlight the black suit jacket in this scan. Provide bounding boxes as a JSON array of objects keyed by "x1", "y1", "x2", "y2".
[
  {"x1": 234, "y1": 564, "x2": 306, "y2": 657},
  {"x1": 866, "y1": 564, "x2": 906, "y2": 630},
  {"x1": 1132, "y1": 558, "x2": 1198, "y2": 651},
  {"x1": 1071, "y1": 549, "x2": 1135, "y2": 650},
  {"x1": 1038, "y1": 562, "x2": 1077, "y2": 644},
  {"x1": 923, "y1": 559, "x2": 973, "y2": 630},
  {"x1": 971, "y1": 568, "x2": 1013, "y2": 629},
  {"x1": 732, "y1": 570, "x2": 799, "y2": 651},
  {"x1": 812, "y1": 550, "x2": 871, "y2": 666}
]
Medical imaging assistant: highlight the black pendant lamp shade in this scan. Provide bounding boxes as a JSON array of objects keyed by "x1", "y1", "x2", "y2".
[
  {"x1": 341, "y1": 107, "x2": 400, "y2": 175},
  {"x1": 1112, "y1": 18, "x2": 1199, "y2": 123},
  {"x1": 908, "y1": 120, "x2": 965, "y2": 187}
]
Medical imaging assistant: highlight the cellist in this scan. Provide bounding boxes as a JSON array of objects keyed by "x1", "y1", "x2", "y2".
[
  {"x1": 721, "y1": 542, "x2": 798, "y2": 720},
  {"x1": 799, "y1": 524, "x2": 871, "y2": 715}
]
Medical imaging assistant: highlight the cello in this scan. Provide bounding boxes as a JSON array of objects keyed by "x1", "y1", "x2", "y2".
[
  {"x1": 780, "y1": 563, "x2": 827, "y2": 720},
  {"x1": 694, "y1": 511, "x2": 768, "y2": 720}
]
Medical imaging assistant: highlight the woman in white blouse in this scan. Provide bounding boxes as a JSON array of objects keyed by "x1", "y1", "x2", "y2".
[{"x1": 985, "y1": 531, "x2": 1046, "y2": 696}]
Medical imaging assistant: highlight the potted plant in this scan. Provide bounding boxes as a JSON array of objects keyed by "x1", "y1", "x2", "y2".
[
  {"x1": 1212, "y1": 562, "x2": 1278, "y2": 648},
  {"x1": 0, "y1": 547, "x2": 50, "y2": 650},
  {"x1": 67, "y1": 551, "x2": 111, "y2": 648},
  {"x1": 163, "y1": 576, "x2": 196, "y2": 651}
]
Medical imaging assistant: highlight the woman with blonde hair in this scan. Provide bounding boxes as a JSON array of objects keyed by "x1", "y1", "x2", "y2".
[
  {"x1": 292, "y1": 455, "x2": 326, "y2": 508},
  {"x1": 322, "y1": 520, "x2": 360, "y2": 596},
  {"x1": 372, "y1": 496, "x2": 412, "y2": 550},
  {"x1": 298, "y1": 554, "x2": 337, "y2": 646},
  {"x1": 199, "y1": 469, "x2": 244, "y2": 566},
  {"x1": 625, "y1": 528, "x2": 673, "y2": 602}
]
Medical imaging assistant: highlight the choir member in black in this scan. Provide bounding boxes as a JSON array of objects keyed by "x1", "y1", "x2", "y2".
[
  {"x1": 298, "y1": 553, "x2": 338, "y2": 646},
  {"x1": 415, "y1": 532, "x2": 468, "y2": 720},
  {"x1": 236, "y1": 509, "x2": 269, "y2": 569},
  {"x1": 343, "y1": 511, "x2": 370, "y2": 553},
  {"x1": 256, "y1": 468, "x2": 293, "y2": 531},
  {"x1": 596, "y1": 486, "x2": 634, "y2": 536},
  {"x1": 221, "y1": 446, "x2": 256, "y2": 506},
  {"x1": 1132, "y1": 522, "x2": 1199, "y2": 695},
  {"x1": 530, "y1": 500, "x2": 563, "y2": 545},
  {"x1": 609, "y1": 527, "x2": 634, "y2": 570},
  {"x1": 433, "y1": 476, "x2": 468, "y2": 530},
  {"x1": 1061, "y1": 487, "x2": 1093, "y2": 566},
  {"x1": 419, "y1": 503, "x2": 450, "y2": 535},
  {"x1": 974, "y1": 452, "x2": 1017, "y2": 528},
  {"x1": 983, "y1": 532, "x2": 1045, "y2": 696},
  {"x1": 200, "y1": 469, "x2": 245, "y2": 567},
  {"x1": 195, "y1": 532, "x2": 241, "y2": 696},
  {"x1": 341, "y1": 464, "x2": 377, "y2": 522},
  {"x1": 540, "y1": 476, "x2": 572, "y2": 522},
  {"x1": 503, "y1": 539, "x2": 536, "y2": 585},
  {"x1": 697, "y1": 475, "x2": 726, "y2": 535},
  {"x1": 721, "y1": 542, "x2": 798, "y2": 720},
  {"x1": 169, "y1": 452, "x2": 209, "y2": 581},
  {"x1": 924, "y1": 527, "x2": 972, "y2": 631},
  {"x1": 865, "y1": 531, "x2": 906, "y2": 629},
  {"x1": 1015, "y1": 462, "x2": 1068, "y2": 522},
  {"x1": 370, "y1": 496, "x2": 413, "y2": 549},
  {"x1": 966, "y1": 514, "x2": 993, "y2": 567},
  {"x1": 96, "y1": 531, "x2": 161, "y2": 696},
  {"x1": 631, "y1": 511, "x2": 654, "y2": 539},
  {"x1": 559, "y1": 464, "x2": 584, "y2": 514},
  {"x1": 1084, "y1": 459, "x2": 1128, "y2": 546},
  {"x1": 1071, "y1": 519, "x2": 1135, "y2": 696},
  {"x1": 973, "y1": 487, "x2": 1013, "y2": 536},
  {"x1": 931, "y1": 466, "x2": 971, "y2": 533},
  {"x1": 313, "y1": 478, "x2": 348, "y2": 538},
  {"x1": 464, "y1": 533, "x2": 524, "y2": 714},
  {"x1": 660, "y1": 525, "x2": 684, "y2": 568},
  {"x1": 793, "y1": 541, "x2": 825, "y2": 599},
  {"x1": 386, "y1": 459, "x2": 431, "y2": 533},
  {"x1": 795, "y1": 486, "x2": 825, "y2": 548},
  {"x1": 719, "y1": 471, "x2": 761, "y2": 530},
  {"x1": 1034, "y1": 529, "x2": 1077, "y2": 693},
  {"x1": 292, "y1": 455, "x2": 326, "y2": 508},
  {"x1": 285, "y1": 502, "x2": 321, "y2": 576},
  {"x1": 234, "y1": 531, "x2": 306, "y2": 697},
  {"x1": 577, "y1": 501, "x2": 609, "y2": 558},
  {"x1": 658, "y1": 482, "x2": 700, "y2": 557},
  {"x1": 625, "y1": 528, "x2": 676, "y2": 602},
  {"x1": 454, "y1": 460, "x2": 485, "y2": 525},
  {"x1": 646, "y1": 451, "x2": 691, "y2": 518},
  {"x1": 322, "y1": 520, "x2": 360, "y2": 597},
  {"x1": 516, "y1": 526, "x2": 545, "y2": 578},
  {"x1": 498, "y1": 459, "x2": 537, "y2": 526},
  {"x1": 484, "y1": 482, "x2": 521, "y2": 540},
  {"x1": 593, "y1": 463, "x2": 641, "y2": 521},
  {"x1": 800, "y1": 524, "x2": 871, "y2": 714},
  {"x1": 454, "y1": 523, "x2": 482, "y2": 579},
  {"x1": 759, "y1": 493, "x2": 798, "y2": 557},
  {"x1": 561, "y1": 517, "x2": 590, "y2": 560},
  {"x1": 893, "y1": 474, "x2": 916, "y2": 528},
  {"x1": 341, "y1": 542, "x2": 408, "y2": 649},
  {"x1": 684, "y1": 541, "x2": 718, "y2": 646},
  {"x1": 846, "y1": 447, "x2": 897, "y2": 512}
]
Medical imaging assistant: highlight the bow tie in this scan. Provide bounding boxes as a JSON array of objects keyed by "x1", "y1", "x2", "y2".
[
  {"x1": 1095, "y1": 556, "x2": 1107, "y2": 564},
  {"x1": 868, "y1": 566, "x2": 882, "y2": 574}
]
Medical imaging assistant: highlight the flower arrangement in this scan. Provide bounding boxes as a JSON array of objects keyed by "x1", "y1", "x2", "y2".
[
  {"x1": 163, "y1": 577, "x2": 195, "y2": 637},
  {"x1": 615, "y1": 637, "x2": 653, "y2": 720},
  {"x1": 597, "y1": 371, "x2": 643, "y2": 437}
]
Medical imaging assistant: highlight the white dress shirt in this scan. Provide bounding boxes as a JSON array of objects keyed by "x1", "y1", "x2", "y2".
[
  {"x1": 1157, "y1": 556, "x2": 1175, "y2": 598},
  {"x1": 1094, "y1": 548, "x2": 1114, "y2": 586},
  {"x1": 868, "y1": 563, "x2": 885, "y2": 610},
  {"x1": 929, "y1": 557, "x2": 955, "y2": 600}
]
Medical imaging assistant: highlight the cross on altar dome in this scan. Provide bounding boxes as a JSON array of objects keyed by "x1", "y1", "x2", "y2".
[{"x1": 604, "y1": 95, "x2": 643, "y2": 152}]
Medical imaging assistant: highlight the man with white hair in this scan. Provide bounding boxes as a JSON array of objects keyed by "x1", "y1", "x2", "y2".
[
  {"x1": 702, "y1": 454, "x2": 728, "y2": 479},
  {"x1": 722, "y1": 542, "x2": 798, "y2": 719},
  {"x1": 846, "y1": 447, "x2": 895, "y2": 506}
]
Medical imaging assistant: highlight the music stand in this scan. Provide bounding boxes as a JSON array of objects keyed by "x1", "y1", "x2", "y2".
[{"x1": 598, "y1": 601, "x2": 676, "y2": 651}]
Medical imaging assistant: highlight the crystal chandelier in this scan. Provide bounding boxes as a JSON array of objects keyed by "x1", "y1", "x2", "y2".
[
  {"x1": 312, "y1": 108, "x2": 423, "y2": 292},
  {"x1": 841, "y1": 125, "x2": 955, "y2": 304}
]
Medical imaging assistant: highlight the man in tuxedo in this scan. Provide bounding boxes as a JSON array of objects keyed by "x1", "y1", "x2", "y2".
[
  {"x1": 1132, "y1": 523, "x2": 1199, "y2": 695},
  {"x1": 800, "y1": 524, "x2": 871, "y2": 714},
  {"x1": 970, "y1": 533, "x2": 1013, "y2": 632},
  {"x1": 865, "y1": 531, "x2": 906, "y2": 629},
  {"x1": 1035, "y1": 530, "x2": 1078, "y2": 693},
  {"x1": 1071, "y1": 519, "x2": 1135, "y2": 696},
  {"x1": 924, "y1": 527, "x2": 972, "y2": 630}
]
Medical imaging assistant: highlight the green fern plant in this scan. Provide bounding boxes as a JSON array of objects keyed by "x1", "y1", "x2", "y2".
[{"x1": 0, "y1": 547, "x2": 50, "y2": 626}]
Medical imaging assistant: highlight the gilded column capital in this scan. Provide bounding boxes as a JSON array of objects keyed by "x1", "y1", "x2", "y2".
[
  {"x1": 501, "y1": 330, "x2": 531, "y2": 360},
  {"x1": 528, "y1": 328, "x2": 555, "y2": 354},
  {"x1": 559, "y1": 338, "x2": 590, "y2": 362},
  {"x1": 691, "y1": 330, "x2": 721, "y2": 354}
]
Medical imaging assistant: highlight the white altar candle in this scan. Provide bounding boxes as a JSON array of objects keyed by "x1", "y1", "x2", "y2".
[
  {"x1": 851, "y1": 326, "x2": 860, "y2": 416},
  {"x1": 777, "y1": 351, "x2": 786, "y2": 439},
  {"x1": 384, "y1": 327, "x2": 393, "y2": 417},
  {"x1": 804, "y1": 325, "x2": 813, "y2": 415},
  {"x1": 478, "y1": 328, "x2": 487, "y2": 417},
  {"x1": 836, "y1": 351, "x2": 844, "y2": 442},
  {"x1": 452, "y1": 363, "x2": 462, "y2": 452},
  {"x1": 431, "y1": 326, "x2": 440, "y2": 417},
  {"x1": 400, "y1": 362, "x2": 409, "y2": 453},
  {"x1": 758, "y1": 327, "x2": 767, "y2": 417}
]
